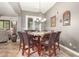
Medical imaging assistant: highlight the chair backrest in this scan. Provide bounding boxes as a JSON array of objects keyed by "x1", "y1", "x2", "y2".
[
  {"x1": 49, "y1": 32, "x2": 57, "y2": 47},
  {"x1": 55, "y1": 31, "x2": 61, "y2": 42},
  {"x1": 18, "y1": 32, "x2": 24, "y2": 43},
  {"x1": 25, "y1": 30, "x2": 30, "y2": 32},
  {"x1": 25, "y1": 30, "x2": 34, "y2": 42},
  {"x1": 22, "y1": 32, "x2": 29, "y2": 45}
]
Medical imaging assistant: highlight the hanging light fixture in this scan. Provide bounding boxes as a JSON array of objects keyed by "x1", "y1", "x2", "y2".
[
  {"x1": 35, "y1": 0, "x2": 46, "y2": 23},
  {"x1": 34, "y1": 0, "x2": 46, "y2": 32},
  {"x1": 41, "y1": 18, "x2": 46, "y2": 22}
]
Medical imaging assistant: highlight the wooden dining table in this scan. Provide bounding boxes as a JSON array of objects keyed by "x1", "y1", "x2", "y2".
[{"x1": 28, "y1": 31, "x2": 51, "y2": 56}]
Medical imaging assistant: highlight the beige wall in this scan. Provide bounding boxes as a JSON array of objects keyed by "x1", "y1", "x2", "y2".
[{"x1": 45, "y1": 2, "x2": 79, "y2": 52}]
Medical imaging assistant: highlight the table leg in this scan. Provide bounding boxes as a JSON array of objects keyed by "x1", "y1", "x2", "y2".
[{"x1": 37, "y1": 36, "x2": 41, "y2": 56}]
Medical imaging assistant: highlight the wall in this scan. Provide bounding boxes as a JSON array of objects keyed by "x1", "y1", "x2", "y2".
[
  {"x1": 45, "y1": 2, "x2": 79, "y2": 52},
  {"x1": 17, "y1": 15, "x2": 22, "y2": 31}
]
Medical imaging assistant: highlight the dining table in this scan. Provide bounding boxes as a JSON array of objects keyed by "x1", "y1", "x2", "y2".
[{"x1": 28, "y1": 31, "x2": 51, "y2": 56}]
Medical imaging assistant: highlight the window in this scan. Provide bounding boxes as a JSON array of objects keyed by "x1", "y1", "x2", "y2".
[
  {"x1": 0, "y1": 20, "x2": 10, "y2": 30},
  {"x1": 0, "y1": 20, "x2": 3, "y2": 29},
  {"x1": 28, "y1": 18, "x2": 33, "y2": 30}
]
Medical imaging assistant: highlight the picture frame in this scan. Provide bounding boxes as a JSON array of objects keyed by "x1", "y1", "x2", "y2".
[
  {"x1": 51, "y1": 16, "x2": 56, "y2": 27},
  {"x1": 63, "y1": 10, "x2": 71, "y2": 26}
]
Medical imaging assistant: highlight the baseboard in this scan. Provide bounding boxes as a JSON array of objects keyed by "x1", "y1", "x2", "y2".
[
  {"x1": 0, "y1": 41, "x2": 7, "y2": 43},
  {"x1": 60, "y1": 44, "x2": 79, "y2": 57}
]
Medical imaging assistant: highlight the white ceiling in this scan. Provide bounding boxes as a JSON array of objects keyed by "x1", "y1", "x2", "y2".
[
  {"x1": 0, "y1": 1, "x2": 56, "y2": 16},
  {"x1": 20, "y1": 0, "x2": 56, "y2": 13},
  {"x1": 0, "y1": 2, "x2": 17, "y2": 16}
]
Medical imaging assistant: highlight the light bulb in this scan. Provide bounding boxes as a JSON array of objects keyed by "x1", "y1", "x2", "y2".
[
  {"x1": 41, "y1": 18, "x2": 46, "y2": 22},
  {"x1": 39, "y1": 17, "x2": 41, "y2": 21}
]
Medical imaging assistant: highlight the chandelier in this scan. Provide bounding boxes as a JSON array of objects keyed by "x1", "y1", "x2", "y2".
[
  {"x1": 34, "y1": 1, "x2": 46, "y2": 32},
  {"x1": 35, "y1": 0, "x2": 46, "y2": 23},
  {"x1": 35, "y1": 17, "x2": 46, "y2": 23}
]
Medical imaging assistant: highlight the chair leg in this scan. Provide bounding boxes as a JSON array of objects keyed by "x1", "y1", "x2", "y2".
[
  {"x1": 22, "y1": 44, "x2": 25, "y2": 56},
  {"x1": 27, "y1": 48, "x2": 30, "y2": 57},
  {"x1": 38, "y1": 46, "x2": 41, "y2": 56},
  {"x1": 40, "y1": 46, "x2": 44, "y2": 56},
  {"x1": 22, "y1": 48, "x2": 24, "y2": 56},
  {"x1": 58, "y1": 42, "x2": 60, "y2": 51},
  {"x1": 19, "y1": 42, "x2": 21, "y2": 51},
  {"x1": 48, "y1": 48, "x2": 52, "y2": 57},
  {"x1": 53, "y1": 44, "x2": 56, "y2": 56},
  {"x1": 32, "y1": 44, "x2": 34, "y2": 51}
]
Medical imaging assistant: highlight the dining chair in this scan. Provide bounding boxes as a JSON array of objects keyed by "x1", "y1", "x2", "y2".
[
  {"x1": 18, "y1": 32, "x2": 24, "y2": 51},
  {"x1": 22, "y1": 32, "x2": 38, "y2": 56},
  {"x1": 54, "y1": 31, "x2": 61, "y2": 51},
  {"x1": 41, "y1": 32, "x2": 57, "y2": 56},
  {"x1": 25, "y1": 30, "x2": 43, "y2": 56}
]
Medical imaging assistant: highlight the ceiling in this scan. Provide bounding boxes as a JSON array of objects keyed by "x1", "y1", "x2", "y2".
[
  {"x1": 0, "y1": 2, "x2": 17, "y2": 16},
  {"x1": 20, "y1": 1, "x2": 56, "y2": 13},
  {"x1": 0, "y1": 1, "x2": 56, "y2": 16}
]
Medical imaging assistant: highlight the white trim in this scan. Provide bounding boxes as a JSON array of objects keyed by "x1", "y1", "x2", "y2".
[{"x1": 60, "y1": 44, "x2": 79, "y2": 56}]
